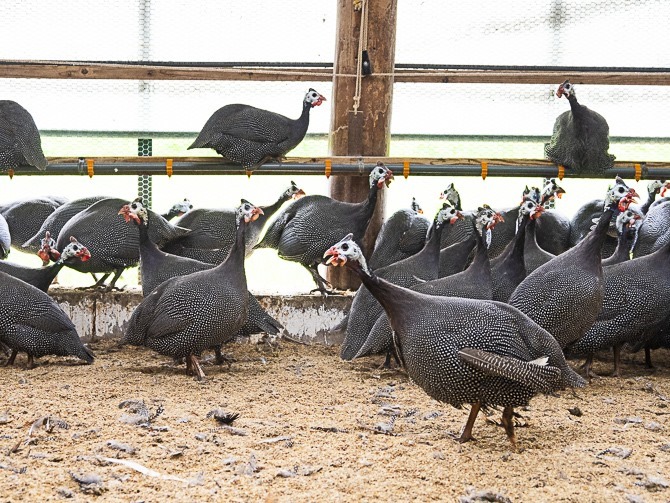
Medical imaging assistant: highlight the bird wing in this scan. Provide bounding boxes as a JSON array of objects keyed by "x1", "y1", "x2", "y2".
[{"x1": 201, "y1": 105, "x2": 292, "y2": 145}]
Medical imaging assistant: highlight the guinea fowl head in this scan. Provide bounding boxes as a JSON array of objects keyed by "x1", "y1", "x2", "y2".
[
  {"x1": 304, "y1": 88, "x2": 327, "y2": 108},
  {"x1": 439, "y1": 183, "x2": 461, "y2": 210},
  {"x1": 435, "y1": 202, "x2": 464, "y2": 227},
  {"x1": 324, "y1": 233, "x2": 370, "y2": 274},
  {"x1": 519, "y1": 198, "x2": 545, "y2": 220},
  {"x1": 541, "y1": 177, "x2": 566, "y2": 205},
  {"x1": 647, "y1": 179, "x2": 670, "y2": 197},
  {"x1": 521, "y1": 185, "x2": 542, "y2": 205},
  {"x1": 604, "y1": 177, "x2": 639, "y2": 212},
  {"x1": 118, "y1": 198, "x2": 147, "y2": 225},
  {"x1": 368, "y1": 162, "x2": 394, "y2": 189},
  {"x1": 286, "y1": 181, "x2": 306, "y2": 199},
  {"x1": 169, "y1": 198, "x2": 193, "y2": 217},
  {"x1": 615, "y1": 207, "x2": 643, "y2": 234},
  {"x1": 410, "y1": 197, "x2": 424, "y2": 214},
  {"x1": 37, "y1": 230, "x2": 60, "y2": 265},
  {"x1": 59, "y1": 236, "x2": 91, "y2": 263},
  {"x1": 236, "y1": 199, "x2": 264, "y2": 225},
  {"x1": 556, "y1": 80, "x2": 575, "y2": 99},
  {"x1": 475, "y1": 204, "x2": 505, "y2": 247}
]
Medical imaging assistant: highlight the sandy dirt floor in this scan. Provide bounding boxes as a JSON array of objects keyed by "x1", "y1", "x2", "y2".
[{"x1": 1, "y1": 339, "x2": 669, "y2": 502}]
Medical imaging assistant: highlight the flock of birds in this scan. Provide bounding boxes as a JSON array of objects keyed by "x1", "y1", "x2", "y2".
[{"x1": 0, "y1": 80, "x2": 668, "y2": 446}]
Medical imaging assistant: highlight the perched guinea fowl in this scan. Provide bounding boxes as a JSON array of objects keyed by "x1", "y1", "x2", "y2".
[
  {"x1": 569, "y1": 176, "x2": 633, "y2": 257},
  {"x1": 189, "y1": 89, "x2": 326, "y2": 173},
  {"x1": 355, "y1": 206, "x2": 501, "y2": 361},
  {"x1": 56, "y1": 198, "x2": 190, "y2": 291},
  {"x1": 1, "y1": 197, "x2": 62, "y2": 251},
  {"x1": 255, "y1": 162, "x2": 394, "y2": 293},
  {"x1": 162, "y1": 198, "x2": 193, "y2": 221},
  {"x1": 325, "y1": 235, "x2": 585, "y2": 446},
  {"x1": 164, "y1": 182, "x2": 305, "y2": 262},
  {"x1": 0, "y1": 213, "x2": 9, "y2": 259},
  {"x1": 0, "y1": 271, "x2": 94, "y2": 368},
  {"x1": 0, "y1": 236, "x2": 90, "y2": 292},
  {"x1": 368, "y1": 197, "x2": 429, "y2": 269},
  {"x1": 601, "y1": 208, "x2": 643, "y2": 266},
  {"x1": 490, "y1": 199, "x2": 543, "y2": 303},
  {"x1": 118, "y1": 198, "x2": 282, "y2": 340},
  {"x1": 124, "y1": 201, "x2": 263, "y2": 380},
  {"x1": 509, "y1": 183, "x2": 638, "y2": 349},
  {"x1": 338, "y1": 204, "x2": 462, "y2": 361},
  {"x1": 567, "y1": 240, "x2": 670, "y2": 377},
  {"x1": 0, "y1": 100, "x2": 48, "y2": 171},
  {"x1": 544, "y1": 80, "x2": 615, "y2": 174}
]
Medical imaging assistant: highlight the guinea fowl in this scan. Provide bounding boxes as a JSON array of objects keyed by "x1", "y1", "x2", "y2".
[
  {"x1": 633, "y1": 190, "x2": 670, "y2": 257},
  {"x1": 188, "y1": 89, "x2": 326, "y2": 173},
  {"x1": 164, "y1": 181, "x2": 305, "y2": 262},
  {"x1": 1, "y1": 197, "x2": 62, "y2": 251},
  {"x1": 368, "y1": 197, "x2": 429, "y2": 269},
  {"x1": 339, "y1": 204, "x2": 463, "y2": 361},
  {"x1": 118, "y1": 198, "x2": 282, "y2": 339},
  {"x1": 0, "y1": 100, "x2": 48, "y2": 171},
  {"x1": 324, "y1": 235, "x2": 585, "y2": 446},
  {"x1": 0, "y1": 271, "x2": 94, "y2": 368},
  {"x1": 254, "y1": 162, "x2": 394, "y2": 293},
  {"x1": 567, "y1": 240, "x2": 670, "y2": 377},
  {"x1": 0, "y1": 213, "x2": 9, "y2": 259},
  {"x1": 490, "y1": 199, "x2": 544, "y2": 302},
  {"x1": 533, "y1": 178, "x2": 571, "y2": 255},
  {"x1": 355, "y1": 206, "x2": 502, "y2": 361},
  {"x1": 569, "y1": 176, "x2": 633, "y2": 257},
  {"x1": 124, "y1": 201, "x2": 263, "y2": 380},
  {"x1": 523, "y1": 205, "x2": 555, "y2": 274},
  {"x1": 601, "y1": 208, "x2": 643, "y2": 266},
  {"x1": 0, "y1": 236, "x2": 90, "y2": 292},
  {"x1": 509, "y1": 182, "x2": 638, "y2": 349},
  {"x1": 438, "y1": 183, "x2": 476, "y2": 249},
  {"x1": 639, "y1": 180, "x2": 669, "y2": 215},
  {"x1": 544, "y1": 80, "x2": 615, "y2": 174},
  {"x1": 56, "y1": 198, "x2": 190, "y2": 291}
]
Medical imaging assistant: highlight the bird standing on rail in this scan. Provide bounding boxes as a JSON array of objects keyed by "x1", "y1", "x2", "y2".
[{"x1": 188, "y1": 89, "x2": 326, "y2": 173}]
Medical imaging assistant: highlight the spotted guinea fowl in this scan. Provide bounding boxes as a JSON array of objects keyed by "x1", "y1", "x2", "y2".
[
  {"x1": 633, "y1": 189, "x2": 670, "y2": 257},
  {"x1": 368, "y1": 197, "x2": 429, "y2": 269},
  {"x1": 601, "y1": 208, "x2": 643, "y2": 266},
  {"x1": 568, "y1": 176, "x2": 632, "y2": 257},
  {"x1": 56, "y1": 197, "x2": 190, "y2": 291},
  {"x1": 325, "y1": 235, "x2": 585, "y2": 446},
  {"x1": 0, "y1": 236, "x2": 90, "y2": 292},
  {"x1": 0, "y1": 100, "x2": 48, "y2": 171},
  {"x1": 544, "y1": 80, "x2": 615, "y2": 174},
  {"x1": 0, "y1": 213, "x2": 9, "y2": 259},
  {"x1": 0, "y1": 271, "x2": 93, "y2": 368},
  {"x1": 164, "y1": 181, "x2": 305, "y2": 262},
  {"x1": 567, "y1": 239, "x2": 670, "y2": 377},
  {"x1": 490, "y1": 199, "x2": 544, "y2": 302},
  {"x1": 123, "y1": 201, "x2": 262, "y2": 380},
  {"x1": 118, "y1": 198, "x2": 282, "y2": 339},
  {"x1": 339, "y1": 204, "x2": 462, "y2": 361},
  {"x1": 523, "y1": 204, "x2": 555, "y2": 274},
  {"x1": 254, "y1": 162, "x2": 394, "y2": 293},
  {"x1": 639, "y1": 180, "x2": 670, "y2": 215},
  {"x1": 533, "y1": 178, "x2": 571, "y2": 255},
  {"x1": 188, "y1": 89, "x2": 326, "y2": 173},
  {"x1": 509, "y1": 182, "x2": 638, "y2": 349},
  {"x1": 438, "y1": 183, "x2": 476, "y2": 249},
  {"x1": 355, "y1": 206, "x2": 501, "y2": 361},
  {"x1": 1, "y1": 197, "x2": 63, "y2": 252}
]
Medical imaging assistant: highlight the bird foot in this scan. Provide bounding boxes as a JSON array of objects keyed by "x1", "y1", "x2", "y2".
[{"x1": 186, "y1": 355, "x2": 206, "y2": 381}]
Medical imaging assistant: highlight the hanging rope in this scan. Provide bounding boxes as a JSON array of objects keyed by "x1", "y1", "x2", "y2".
[{"x1": 351, "y1": 0, "x2": 368, "y2": 115}]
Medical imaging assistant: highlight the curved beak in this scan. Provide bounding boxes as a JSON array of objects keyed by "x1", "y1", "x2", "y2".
[
  {"x1": 323, "y1": 246, "x2": 345, "y2": 266},
  {"x1": 118, "y1": 205, "x2": 141, "y2": 224},
  {"x1": 531, "y1": 205, "x2": 545, "y2": 220},
  {"x1": 450, "y1": 210, "x2": 464, "y2": 225},
  {"x1": 378, "y1": 169, "x2": 394, "y2": 189},
  {"x1": 313, "y1": 93, "x2": 327, "y2": 107},
  {"x1": 245, "y1": 207, "x2": 264, "y2": 223},
  {"x1": 293, "y1": 189, "x2": 306, "y2": 199}
]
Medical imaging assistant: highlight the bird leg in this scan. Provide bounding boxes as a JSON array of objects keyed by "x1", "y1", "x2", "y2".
[
  {"x1": 501, "y1": 406, "x2": 517, "y2": 449},
  {"x1": 458, "y1": 402, "x2": 481, "y2": 443},
  {"x1": 609, "y1": 345, "x2": 622, "y2": 378},
  {"x1": 4, "y1": 349, "x2": 17, "y2": 367},
  {"x1": 213, "y1": 346, "x2": 235, "y2": 369},
  {"x1": 644, "y1": 347, "x2": 654, "y2": 369},
  {"x1": 78, "y1": 272, "x2": 111, "y2": 290},
  {"x1": 103, "y1": 268, "x2": 126, "y2": 292},
  {"x1": 306, "y1": 265, "x2": 334, "y2": 296},
  {"x1": 25, "y1": 354, "x2": 35, "y2": 370},
  {"x1": 186, "y1": 354, "x2": 206, "y2": 381},
  {"x1": 579, "y1": 354, "x2": 600, "y2": 379}
]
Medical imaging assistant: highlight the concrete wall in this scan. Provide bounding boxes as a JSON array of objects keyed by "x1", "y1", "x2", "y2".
[{"x1": 50, "y1": 287, "x2": 352, "y2": 346}]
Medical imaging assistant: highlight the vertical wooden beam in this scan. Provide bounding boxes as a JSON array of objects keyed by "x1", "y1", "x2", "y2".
[{"x1": 328, "y1": 0, "x2": 398, "y2": 289}]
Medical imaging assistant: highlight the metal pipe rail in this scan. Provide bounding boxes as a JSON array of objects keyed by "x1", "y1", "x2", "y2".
[{"x1": 6, "y1": 157, "x2": 670, "y2": 179}]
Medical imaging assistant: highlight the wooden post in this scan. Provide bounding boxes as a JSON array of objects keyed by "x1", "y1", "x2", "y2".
[{"x1": 327, "y1": 0, "x2": 398, "y2": 289}]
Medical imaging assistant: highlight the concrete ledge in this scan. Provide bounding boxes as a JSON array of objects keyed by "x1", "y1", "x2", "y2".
[{"x1": 50, "y1": 287, "x2": 352, "y2": 346}]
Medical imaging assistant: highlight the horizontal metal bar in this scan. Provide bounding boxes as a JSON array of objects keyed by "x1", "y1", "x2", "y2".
[{"x1": 7, "y1": 160, "x2": 670, "y2": 179}]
